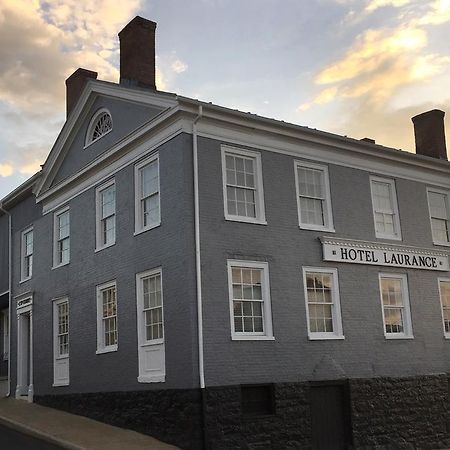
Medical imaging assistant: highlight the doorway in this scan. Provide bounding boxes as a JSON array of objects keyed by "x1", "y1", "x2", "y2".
[{"x1": 16, "y1": 297, "x2": 33, "y2": 402}]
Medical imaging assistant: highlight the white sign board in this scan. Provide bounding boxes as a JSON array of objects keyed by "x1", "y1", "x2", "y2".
[{"x1": 321, "y1": 238, "x2": 449, "y2": 272}]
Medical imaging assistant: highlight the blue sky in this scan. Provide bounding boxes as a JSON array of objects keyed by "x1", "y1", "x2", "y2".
[{"x1": 1, "y1": 0, "x2": 449, "y2": 198}]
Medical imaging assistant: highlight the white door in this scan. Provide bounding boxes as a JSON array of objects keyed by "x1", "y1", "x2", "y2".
[{"x1": 16, "y1": 297, "x2": 33, "y2": 402}]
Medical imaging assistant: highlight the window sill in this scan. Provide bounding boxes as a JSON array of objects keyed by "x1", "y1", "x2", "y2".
[
  {"x1": 432, "y1": 241, "x2": 450, "y2": 248},
  {"x1": 134, "y1": 222, "x2": 161, "y2": 236},
  {"x1": 19, "y1": 277, "x2": 31, "y2": 285},
  {"x1": 375, "y1": 234, "x2": 402, "y2": 241},
  {"x1": 52, "y1": 382, "x2": 69, "y2": 387},
  {"x1": 137, "y1": 375, "x2": 165, "y2": 383},
  {"x1": 384, "y1": 334, "x2": 414, "y2": 340},
  {"x1": 232, "y1": 335, "x2": 275, "y2": 341},
  {"x1": 96, "y1": 345, "x2": 118, "y2": 355},
  {"x1": 299, "y1": 225, "x2": 335, "y2": 233},
  {"x1": 444, "y1": 334, "x2": 450, "y2": 340},
  {"x1": 52, "y1": 262, "x2": 70, "y2": 270},
  {"x1": 141, "y1": 339, "x2": 164, "y2": 347},
  {"x1": 308, "y1": 334, "x2": 345, "y2": 341},
  {"x1": 55, "y1": 355, "x2": 69, "y2": 361},
  {"x1": 95, "y1": 242, "x2": 116, "y2": 253},
  {"x1": 225, "y1": 216, "x2": 268, "y2": 226}
]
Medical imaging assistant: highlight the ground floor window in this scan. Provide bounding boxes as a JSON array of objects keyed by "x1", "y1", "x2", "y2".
[
  {"x1": 96, "y1": 280, "x2": 118, "y2": 353},
  {"x1": 53, "y1": 297, "x2": 69, "y2": 386}
]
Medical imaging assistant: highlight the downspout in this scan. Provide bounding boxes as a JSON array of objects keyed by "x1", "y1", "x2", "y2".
[
  {"x1": 193, "y1": 105, "x2": 205, "y2": 390},
  {"x1": 0, "y1": 202, "x2": 12, "y2": 397}
]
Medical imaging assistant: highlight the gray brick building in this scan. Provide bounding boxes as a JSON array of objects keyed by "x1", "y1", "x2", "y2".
[{"x1": 1, "y1": 15, "x2": 450, "y2": 450}]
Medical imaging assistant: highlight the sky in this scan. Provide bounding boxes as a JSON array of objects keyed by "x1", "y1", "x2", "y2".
[{"x1": 0, "y1": 0, "x2": 450, "y2": 198}]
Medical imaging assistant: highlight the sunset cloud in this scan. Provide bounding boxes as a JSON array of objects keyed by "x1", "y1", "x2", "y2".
[{"x1": 0, "y1": 163, "x2": 14, "y2": 178}]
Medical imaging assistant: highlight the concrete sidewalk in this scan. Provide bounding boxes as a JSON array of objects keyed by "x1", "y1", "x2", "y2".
[{"x1": 0, "y1": 398, "x2": 180, "y2": 450}]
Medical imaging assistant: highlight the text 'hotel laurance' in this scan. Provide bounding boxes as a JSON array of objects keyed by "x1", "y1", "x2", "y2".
[{"x1": 1, "y1": 16, "x2": 450, "y2": 450}]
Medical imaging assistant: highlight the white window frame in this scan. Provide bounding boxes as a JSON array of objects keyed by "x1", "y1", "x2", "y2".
[
  {"x1": 2, "y1": 310, "x2": 8, "y2": 361},
  {"x1": 96, "y1": 280, "x2": 118, "y2": 354},
  {"x1": 20, "y1": 226, "x2": 33, "y2": 282},
  {"x1": 136, "y1": 267, "x2": 165, "y2": 383},
  {"x1": 370, "y1": 176, "x2": 402, "y2": 241},
  {"x1": 221, "y1": 145, "x2": 267, "y2": 225},
  {"x1": 302, "y1": 267, "x2": 344, "y2": 340},
  {"x1": 227, "y1": 260, "x2": 274, "y2": 341},
  {"x1": 134, "y1": 153, "x2": 161, "y2": 235},
  {"x1": 52, "y1": 206, "x2": 70, "y2": 269},
  {"x1": 294, "y1": 160, "x2": 334, "y2": 232},
  {"x1": 84, "y1": 108, "x2": 113, "y2": 148},
  {"x1": 438, "y1": 277, "x2": 450, "y2": 339},
  {"x1": 95, "y1": 179, "x2": 116, "y2": 251},
  {"x1": 53, "y1": 297, "x2": 70, "y2": 387},
  {"x1": 426, "y1": 187, "x2": 450, "y2": 247},
  {"x1": 378, "y1": 273, "x2": 413, "y2": 339}
]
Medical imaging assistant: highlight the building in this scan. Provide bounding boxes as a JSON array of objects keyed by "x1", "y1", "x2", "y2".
[{"x1": 1, "y1": 15, "x2": 450, "y2": 450}]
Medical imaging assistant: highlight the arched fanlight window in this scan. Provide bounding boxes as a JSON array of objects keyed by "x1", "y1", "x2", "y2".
[{"x1": 85, "y1": 108, "x2": 113, "y2": 147}]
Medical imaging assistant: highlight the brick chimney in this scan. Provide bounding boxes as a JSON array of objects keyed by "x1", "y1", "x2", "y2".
[
  {"x1": 65, "y1": 68, "x2": 98, "y2": 118},
  {"x1": 411, "y1": 109, "x2": 448, "y2": 160},
  {"x1": 118, "y1": 16, "x2": 157, "y2": 89}
]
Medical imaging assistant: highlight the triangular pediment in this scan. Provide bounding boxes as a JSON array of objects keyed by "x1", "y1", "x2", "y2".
[{"x1": 35, "y1": 80, "x2": 178, "y2": 197}]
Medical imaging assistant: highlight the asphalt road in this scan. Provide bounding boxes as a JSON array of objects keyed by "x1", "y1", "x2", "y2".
[{"x1": 0, "y1": 423, "x2": 65, "y2": 450}]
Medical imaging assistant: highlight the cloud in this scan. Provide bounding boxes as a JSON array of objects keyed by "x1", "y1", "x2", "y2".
[
  {"x1": 171, "y1": 59, "x2": 188, "y2": 74},
  {"x1": 0, "y1": 163, "x2": 13, "y2": 178},
  {"x1": 417, "y1": 0, "x2": 450, "y2": 25},
  {"x1": 366, "y1": 0, "x2": 411, "y2": 12}
]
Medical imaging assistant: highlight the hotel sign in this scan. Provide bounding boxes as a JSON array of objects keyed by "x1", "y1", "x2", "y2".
[{"x1": 321, "y1": 237, "x2": 449, "y2": 272}]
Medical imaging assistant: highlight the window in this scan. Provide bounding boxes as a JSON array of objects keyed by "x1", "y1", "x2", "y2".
[
  {"x1": 439, "y1": 279, "x2": 450, "y2": 338},
  {"x1": 241, "y1": 385, "x2": 275, "y2": 416},
  {"x1": 370, "y1": 176, "x2": 401, "y2": 240},
  {"x1": 227, "y1": 260, "x2": 274, "y2": 340},
  {"x1": 20, "y1": 227, "x2": 33, "y2": 281},
  {"x1": 53, "y1": 207, "x2": 70, "y2": 267},
  {"x1": 135, "y1": 154, "x2": 160, "y2": 234},
  {"x1": 136, "y1": 268, "x2": 165, "y2": 382},
  {"x1": 222, "y1": 146, "x2": 266, "y2": 224},
  {"x1": 96, "y1": 281, "x2": 118, "y2": 353},
  {"x1": 295, "y1": 161, "x2": 334, "y2": 231},
  {"x1": 96, "y1": 180, "x2": 116, "y2": 250},
  {"x1": 53, "y1": 297, "x2": 69, "y2": 386},
  {"x1": 379, "y1": 273, "x2": 413, "y2": 339},
  {"x1": 302, "y1": 268, "x2": 344, "y2": 340},
  {"x1": 85, "y1": 108, "x2": 112, "y2": 146},
  {"x1": 427, "y1": 189, "x2": 450, "y2": 245}
]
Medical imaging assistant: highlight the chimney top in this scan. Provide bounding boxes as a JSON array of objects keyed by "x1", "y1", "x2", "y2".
[
  {"x1": 411, "y1": 109, "x2": 448, "y2": 161},
  {"x1": 118, "y1": 16, "x2": 157, "y2": 89},
  {"x1": 65, "y1": 68, "x2": 98, "y2": 118}
]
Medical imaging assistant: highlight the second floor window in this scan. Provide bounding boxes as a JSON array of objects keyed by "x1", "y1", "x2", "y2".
[
  {"x1": 135, "y1": 154, "x2": 160, "y2": 234},
  {"x1": 295, "y1": 161, "x2": 334, "y2": 232},
  {"x1": 370, "y1": 176, "x2": 401, "y2": 240},
  {"x1": 20, "y1": 227, "x2": 33, "y2": 281},
  {"x1": 53, "y1": 208, "x2": 70, "y2": 267},
  {"x1": 427, "y1": 189, "x2": 449, "y2": 245},
  {"x1": 222, "y1": 146, "x2": 266, "y2": 224},
  {"x1": 96, "y1": 180, "x2": 116, "y2": 250}
]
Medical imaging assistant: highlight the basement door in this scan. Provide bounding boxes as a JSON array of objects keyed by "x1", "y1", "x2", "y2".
[
  {"x1": 310, "y1": 383, "x2": 352, "y2": 450},
  {"x1": 16, "y1": 296, "x2": 33, "y2": 402}
]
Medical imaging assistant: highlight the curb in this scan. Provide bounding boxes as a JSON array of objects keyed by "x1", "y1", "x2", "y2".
[{"x1": 0, "y1": 414, "x2": 85, "y2": 450}]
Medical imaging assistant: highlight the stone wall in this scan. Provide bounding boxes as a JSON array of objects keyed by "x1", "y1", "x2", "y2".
[
  {"x1": 35, "y1": 388, "x2": 203, "y2": 450},
  {"x1": 350, "y1": 375, "x2": 450, "y2": 449}
]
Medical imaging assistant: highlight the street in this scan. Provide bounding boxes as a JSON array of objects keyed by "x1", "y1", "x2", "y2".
[{"x1": 0, "y1": 423, "x2": 65, "y2": 450}]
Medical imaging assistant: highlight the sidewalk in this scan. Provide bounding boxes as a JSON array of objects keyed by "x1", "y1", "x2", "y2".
[{"x1": 0, "y1": 398, "x2": 180, "y2": 450}]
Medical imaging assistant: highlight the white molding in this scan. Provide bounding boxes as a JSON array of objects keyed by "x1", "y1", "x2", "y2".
[
  {"x1": 438, "y1": 277, "x2": 450, "y2": 339},
  {"x1": 136, "y1": 267, "x2": 165, "y2": 383},
  {"x1": 221, "y1": 145, "x2": 267, "y2": 225},
  {"x1": 20, "y1": 226, "x2": 33, "y2": 283},
  {"x1": 302, "y1": 267, "x2": 344, "y2": 340},
  {"x1": 369, "y1": 176, "x2": 402, "y2": 241},
  {"x1": 52, "y1": 206, "x2": 70, "y2": 268},
  {"x1": 134, "y1": 153, "x2": 161, "y2": 234},
  {"x1": 96, "y1": 280, "x2": 118, "y2": 354},
  {"x1": 84, "y1": 107, "x2": 113, "y2": 148},
  {"x1": 294, "y1": 160, "x2": 335, "y2": 233},
  {"x1": 0, "y1": 291, "x2": 9, "y2": 297},
  {"x1": 378, "y1": 273, "x2": 413, "y2": 339},
  {"x1": 426, "y1": 187, "x2": 450, "y2": 247},
  {"x1": 227, "y1": 260, "x2": 274, "y2": 340},
  {"x1": 95, "y1": 179, "x2": 116, "y2": 251}
]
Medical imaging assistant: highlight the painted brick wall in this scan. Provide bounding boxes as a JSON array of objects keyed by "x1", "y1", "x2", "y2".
[
  {"x1": 11, "y1": 132, "x2": 199, "y2": 395},
  {"x1": 197, "y1": 136, "x2": 450, "y2": 387}
]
